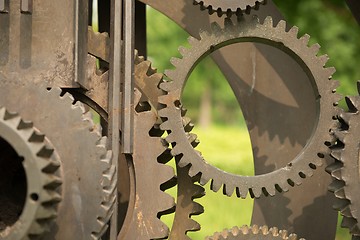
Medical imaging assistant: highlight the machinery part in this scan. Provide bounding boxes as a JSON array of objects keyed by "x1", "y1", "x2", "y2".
[
  {"x1": 0, "y1": 83, "x2": 115, "y2": 239},
  {"x1": 193, "y1": 0, "x2": 266, "y2": 16},
  {"x1": 0, "y1": 108, "x2": 61, "y2": 240},
  {"x1": 327, "y1": 81, "x2": 360, "y2": 236},
  {"x1": 159, "y1": 16, "x2": 340, "y2": 198},
  {"x1": 206, "y1": 225, "x2": 304, "y2": 239},
  {"x1": 84, "y1": 41, "x2": 205, "y2": 238},
  {"x1": 118, "y1": 89, "x2": 177, "y2": 239}
]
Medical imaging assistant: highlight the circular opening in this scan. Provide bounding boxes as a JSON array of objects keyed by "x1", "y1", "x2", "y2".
[{"x1": 0, "y1": 137, "x2": 27, "y2": 231}]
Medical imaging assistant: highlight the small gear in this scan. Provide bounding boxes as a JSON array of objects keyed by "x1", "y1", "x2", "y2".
[
  {"x1": 158, "y1": 16, "x2": 341, "y2": 198},
  {"x1": 0, "y1": 83, "x2": 115, "y2": 239},
  {"x1": 206, "y1": 225, "x2": 304, "y2": 240},
  {"x1": 327, "y1": 81, "x2": 360, "y2": 236},
  {"x1": 193, "y1": 0, "x2": 266, "y2": 16},
  {"x1": 0, "y1": 108, "x2": 62, "y2": 240}
]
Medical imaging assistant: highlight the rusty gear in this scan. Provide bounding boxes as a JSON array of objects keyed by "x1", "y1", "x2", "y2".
[
  {"x1": 0, "y1": 108, "x2": 62, "y2": 240},
  {"x1": 193, "y1": 0, "x2": 266, "y2": 16},
  {"x1": 0, "y1": 83, "x2": 115, "y2": 239},
  {"x1": 206, "y1": 225, "x2": 304, "y2": 240},
  {"x1": 327, "y1": 81, "x2": 360, "y2": 236},
  {"x1": 158, "y1": 16, "x2": 340, "y2": 198}
]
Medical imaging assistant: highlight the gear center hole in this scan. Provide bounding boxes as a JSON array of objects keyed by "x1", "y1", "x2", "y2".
[{"x1": 0, "y1": 137, "x2": 27, "y2": 231}]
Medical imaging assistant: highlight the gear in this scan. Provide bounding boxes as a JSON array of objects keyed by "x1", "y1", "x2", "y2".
[
  {"x1": 193, "y1": 0, "x2": 266, "y2": 16},
  {"x1": 85, "y1": 33, "x2": 205, "y2": 238},
  {"x1": 327, "y1": 81, "x2": 360, "y2": 236},
  {"x1": 0, "y1": 108, "x2": 62, "y2": 240},
  {"x1": 206, "y1": 225, "x2": 303, "y2": 240},
  {"x1": 0, "y1": 83, "x2": 115, "y2": 239},
  {"x1": 158, "y1": 16, "x2": 341, "y2": 198}
]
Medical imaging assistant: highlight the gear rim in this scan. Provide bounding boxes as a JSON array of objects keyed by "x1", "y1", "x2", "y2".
[
  {"x1": 0, "y1": 108, "x2": 62, "y2": 240},
  {"x1": 193, "y1": 0, "x2": 266, "y2": 16},
  {"x1": 206, "y1": 225, "x2": 303, "y2": 239},
  {"x1": 158, "y1": 16, "x2": 341, "y2": 198}
]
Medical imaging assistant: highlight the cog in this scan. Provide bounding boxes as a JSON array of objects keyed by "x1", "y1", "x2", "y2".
[
  {"x1": 206, "y1": 225, "x2": 303, "y2": 240},
  {"x1": 327, "y1": 81, "x2": 360, "y2": 236},
  {"x1": 0, "y1": 83, "x2": 115, "y2": 239},
  {"x1": 158, "y1": 16, "x2": 341, "y2": 198},
  {"x1": 0, "y1": 108, "x2": 62, "y2": 240},
  {"x1": 193, "y1": 0, "x2": 266, "y2": 16}
]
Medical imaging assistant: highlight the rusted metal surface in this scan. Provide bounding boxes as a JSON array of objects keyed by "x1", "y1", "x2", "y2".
[{"x1": 0, "y1": 0, "x2": 87, "y2": 87}]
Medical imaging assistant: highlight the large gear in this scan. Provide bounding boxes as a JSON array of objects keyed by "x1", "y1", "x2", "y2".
[
  {"x1": 193, "y1": 0, "x2": 266, "y2": 16},
  {"x1": 327, "y1": 81, "x2": 360, "y2": 236},
  {"x1": 158, "y1": 16, "x2": 340, "y2": 198},
  {"x1": 206, "y1": 225, "x2": 303, "y2": 240},
  {"x1": 0, "y1": 108, "x2": 62, "y2": 240},
  {"x1": 0, "y1": 83, "x2": 115, "y2": 239}
]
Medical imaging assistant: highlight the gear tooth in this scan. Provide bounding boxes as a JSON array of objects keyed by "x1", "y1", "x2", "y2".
[
  {"x1": 28, "y1": 221, "x2": 47, "y2": 235},
  {"x1": 263, "y1": 16, "x2": 274, "y2": 27},
  {"x1": 223, "y1": 183, "x2": 235, "y2": 197},
  {"x1": 188, "y1": 164, "x2": 199, "y2": 178},
  {"x1": 276, "y1": 20, "x2": 287, "y2": 31},
  {"x1": 279, "y1": 229, "x2": 288, "y2": 238},
  {"x1": 187, "y1": 218, "x2": 201, "y2": 232},
  {"x1": 270, "y1": 226, "x2": 279, "y2": 236},
  {"x1": 333, "y1": 199, "x2": 350, "y2": 211},
  {"x1": 224, "y1": 17, "x2": 235, "y2": 28},
  {"x1": 288, "y1": 26, "x2": 299, "y2": 38},
  {"x1": 251, "y1": 187, "x2": 262, "y2": 198},
  {"x1": 236, "y1": 187, "x2": 248, "y2": 199},
  {"x1": 187, "y1": 36, "x2": 199, "y2": 46},
  {"x1": 331, "y1": 149, "x2": 343, "y2": 161},
  {"x1": 342, "y1": 216, "x2": 357, "y2": 229},
  {"x1": 192, "y1": 202, "x2": 205, "y2": 215},
  {"x1": 251, "y1": 224, "x2": 260, "y2": 234},
  {"x1": 299, "y1": 34, "x2": 310, "y2": 46},
  {"x1": 346, "y1": 96, "x2": 360, "y2": 111},
  {"x1": 17, "y1": 119, "x2": 33, "y2": 129},
  {"x1": 326, "y1": 67, "x2": 337, "y2": 77},
  {"x1": 182, "y1": 117, "x2": 194, "y2": 132},
  {"x1": 288, "y1": 233, "x2": 298, "y2": 240},
  {"x1": 333, "y1": 129, "x2": 346, "y2": 142},
  {"x1": 210, "y1": 22, "x2": 222, "y2": 33},
  {"x1": 240, "y1": 225, "x2": 250, "y2": 235},
  {"x1": 199, "y1": 174, "x2": 211, "y2": 185},
  {"x1": 318, "y1": 54, "x2": 329, "y2": 67},
  {"x1": 339, "y1": 112, "x2": 351, "y2": 126},
  {"x1": 41, "y1": 191, "x2": 62, "y2": 204},
  {"x1": 331, "y1": 167, "x2": 343, "y2": 181},
  {"x1": 341, "y1": 205, "x2": 353, "y2": 217},
  {"x1": 28, "y1": 130, "x2": 45, "y2": 143},
  {"x1": 165, "y1": 131, "x2": 177, "y2": 143},
  {"x1": 199, "y1": 30, "x2": 210, "y2": 39},
  {"x1": 170, "y1": 57, "x2": 182, "y2": 68},
  {"x1": 262, "y1": 225, "x2": 270, "y2": 235},
  {"x1": 36, "y1": 207, "x2": 58, "y2": 220},
  {"x1": 328, "y1": 179, "x2": 344, "y2": 192},
  {"x1": 178, "y1": 46, "x2": 189, "y2": 57},
  {"x1": 44, "y1": 176, "x2": 62, "y2": 189},
  {"x1": 325, "y1": 161, "x2": 342, "y2": 174},
  {"x1": 210, "y1": 179, "x2": 222, "y2": 192},
  {"x1": 309, "y1": 43, "x2": 321, "y2": 55}
]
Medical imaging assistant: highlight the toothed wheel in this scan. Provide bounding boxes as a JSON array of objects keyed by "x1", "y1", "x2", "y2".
[
  {"x1": 206, "y1": 225, "x2": 304, "y2": 239},
  {"x1": 0, "y1": 82, "x2": 114, "y2": 239},
  {"x1": 0, "y1": 108, "x2": 62, "y2": 240},
  {"x1": 327, "y1": 81, "x2": 360, "y2": 236},
  {"x1": 159, "y1": 16, "x2": 340, "y2": 198},
  {"x1": 193, "y1": 0, "x2": 266, "y2": 16}
]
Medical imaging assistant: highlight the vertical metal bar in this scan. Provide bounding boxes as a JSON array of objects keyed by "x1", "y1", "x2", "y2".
[
  {"x1": 122, "y1": 0, "x2": 134, "y2": 154},
  {"x1": 108, "y1": 0, "x2": 122, "y2": 238},
  {"x1": 135, "y1": 2, "x2": 147, "y2": 58},
  {"x1": 0, "y1": 0, "x2": 8, "y2": 13},
  {"x1": 20, "y1": 0, "x2": 32, "y2": 14}
]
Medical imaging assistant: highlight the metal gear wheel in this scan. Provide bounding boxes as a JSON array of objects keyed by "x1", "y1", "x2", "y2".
[
  {"x1": 158, "y1": 16, "x2": 341, "y2": 198},
  {"x1": 327, "y1": 81, "x2": 360, "y2": 236},
  {"x1": 206, "y1": 225, "x2": 304, "y2": 240},
  {"x1": 0, "y1": 83, "x2": 115, "y2": 239},
  {"x1": 85, "y1": 30, "x2": 205, "y2": 238},
  {"x1": 193, "y1": 0, "x2": 266, "y2": 16},
  {"x1": 0, "y1": 108, "x2": 62, "y2": 240}
]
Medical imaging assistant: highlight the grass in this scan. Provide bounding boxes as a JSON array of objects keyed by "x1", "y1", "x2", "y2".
[{"x1": 161, "y1": 125, "x2": 352, "y2": 239}]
